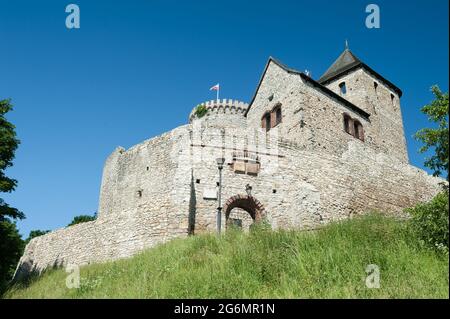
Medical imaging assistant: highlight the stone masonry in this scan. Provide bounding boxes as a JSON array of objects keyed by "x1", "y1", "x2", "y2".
[{"x1": 14, "y1": 48, "x2": 445, "y2": 280}]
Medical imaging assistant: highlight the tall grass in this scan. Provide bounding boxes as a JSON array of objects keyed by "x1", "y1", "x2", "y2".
[{"x1": 4, "y1": 214, "x2": 449, "y2": 298}]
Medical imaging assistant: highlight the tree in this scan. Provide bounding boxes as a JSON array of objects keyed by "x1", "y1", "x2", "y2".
[
  {"x1": 0, "y1": 220, "x2": 24, "y2": 293},
  {"x1": 414, "y1": 85, "x2": 449, "y2": 179},
  {"x1": 0, "y1": 99, "x2": 23, "y2": 294},
  {"x1": 67, "y1": 214, "x2": 96, "y2": 226},
  {"x1": 0, "y1": 99, "x2": 23, "y2": 220}
]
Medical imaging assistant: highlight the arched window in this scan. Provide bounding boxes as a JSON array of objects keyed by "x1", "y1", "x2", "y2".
[
  {"x1": 353, "y1": 120, "x2": 364, "y2": 141},
  {"x1": 343, "y1": 113, "x2": 352, "y2": 135},
  {"x1": 272, "y1": 105, "x2": 282, "y2": 127},
  {"x1": 276, "y1": 107, "x2": 282, "y2": 125},
  {"x1": 261, "y1": 113, "x2": 270, "y2": 132},
  {"x1": 339, "y1": 82, "x2": 347, "y2": 95},
  {"x1": 343, "y1": 113, "x2": 364, "y2": 142}
]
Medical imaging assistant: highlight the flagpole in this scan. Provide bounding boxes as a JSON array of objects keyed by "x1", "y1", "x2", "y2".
[{"x1": 217, "y1": 86, "x2": 219, "y2": 102}]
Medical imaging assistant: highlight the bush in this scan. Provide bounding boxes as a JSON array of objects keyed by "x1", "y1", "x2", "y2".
[
  {"x1": 194, "y1": 104, "x2": 207, "y2": 118},
  {"x1": 406, "y1": 191, "x2": 449, "y2": 253}
]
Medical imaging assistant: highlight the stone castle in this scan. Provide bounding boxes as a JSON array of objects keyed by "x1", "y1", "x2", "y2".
[{"x1": 15, "y1": 47, "x2": 444, "y2": 278}]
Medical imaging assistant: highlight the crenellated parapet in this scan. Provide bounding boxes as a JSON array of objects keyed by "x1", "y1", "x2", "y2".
[{"x1": 189, "y1": 99, "x2": 249, "y2": 123}]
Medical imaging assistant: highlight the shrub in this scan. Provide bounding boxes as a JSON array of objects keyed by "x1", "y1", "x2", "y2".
[
  {"x1": 194, "y1": 104, "x2": 207, "y2": 118},
  {"x1": 406, "y1": 191, "x2": 449, "y2": 253}
]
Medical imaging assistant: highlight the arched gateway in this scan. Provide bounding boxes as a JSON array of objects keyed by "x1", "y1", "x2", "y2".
[{"x1": 223, "y1": 195, "x2": 266, "y2": 229}]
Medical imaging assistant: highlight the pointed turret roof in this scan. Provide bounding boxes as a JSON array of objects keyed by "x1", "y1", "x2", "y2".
[
  {"x1": 318, "y1": 46, "x2": 402, "y2": 97},
  {"x1": 318, "y1": 48, "x2": 362, "y2": 83}
]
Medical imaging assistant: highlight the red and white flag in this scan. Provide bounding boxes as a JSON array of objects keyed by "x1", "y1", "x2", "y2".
[
  {"x1": 210, "y1": 83, "x2": 220, "y2": 91},
  {"x1": 210, "y1": 83, "x2": 220, "y2": 101}
]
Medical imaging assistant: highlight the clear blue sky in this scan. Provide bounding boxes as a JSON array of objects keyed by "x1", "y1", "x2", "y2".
[{"x1": 1, "y1": 0, "x2": 448, "y2": 237}]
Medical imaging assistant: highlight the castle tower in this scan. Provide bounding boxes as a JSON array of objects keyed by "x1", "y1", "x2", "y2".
[
  {"x1": 189, "y1": 99, "x2": 249, "y2": 128},
  {"x1": 318, "y1": 47, "x2": 409, "y2": 163}
]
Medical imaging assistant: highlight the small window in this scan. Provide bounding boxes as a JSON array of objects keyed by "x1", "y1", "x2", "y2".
[
  {"x1": 275, "y1": 107, "x2": 282, "y2": 126},
  {"x1": 265, "y1": 114, "x2": 270, "y2": 131},
  {"x1": 374, "y1": 82, "x2": 378, "y2": 93},
  {"x1": 343, "y1": 113, "x2": 352, "y2": 135},
  {"x1": 339, "y1": 82, "x2": 347, "y2": 95},
  {"x1": 343, "y1": 114, "x2": 364, "y2": 142},
  {"x1": 261, "y1": 113, "x2": 270, "y2": 131},
  {"x1": 354, "y1": 120, "x2": 364, "y2": 141},
  {"x1": 390, "y1": 93, "x2": 395, "y2": 106},
  {"x1": 354, "y1": 121, "x2": 359, "y2": 138}
]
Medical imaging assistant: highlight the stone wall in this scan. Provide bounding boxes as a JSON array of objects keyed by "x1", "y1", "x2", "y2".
[
  {"x1": 185, "y1": 125, "x2": 443, "y2": 234},
  {"x1": 324, "y1": 68, "x2": 408, "y2": 163},
  {"x1": 15, "y1": 126, "x2": 193, "y2": 279}
]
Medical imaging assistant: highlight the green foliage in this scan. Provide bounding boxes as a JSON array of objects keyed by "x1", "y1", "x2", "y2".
[
  {"x1": 194, "y1": 104, "x2": 208, "y2": 118},
  {"x1": 0, "y1": 99, "x2": 24, "y2": 296},
  {"x1": 414, "y1": 86, "x2": 449, "y2": 179},
  {"x1": 0, "y1": 99, "x2": 23, "y2": 221},
  {"x1": 5, "y1": 214, "x2": 449, "y2": 299},
  {"x1": 406, "y1": 191, "x2": 449, "y2": 254},
  {"x1": 0, "y1": 220, "x2": 24, "y2": 294},
  {"x1": 67, "y1": 214, "x2": 96, "y2": 227},
  {"x1": 25, "y1": 230, "x2": 51, "y2": 245}
]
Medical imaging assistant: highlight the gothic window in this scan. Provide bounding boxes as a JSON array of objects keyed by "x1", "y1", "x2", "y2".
[
  {"x1": 339, "y1": 82, "x2": 347, "y2": 95},
  {"x1": 261, "y1": 113, "x2": 270, "y2": 132},
  {"x1": 273, "y1": 105, "x2": 282, "y2": 126},
  {"x1": 343, "y1": 113, "x2": 364, "y2": 142},
  {"x1": 343, "y1": 113, "x2": 352, "y2": 135},
  {"x1": 354, "y1": 120, "x2": 364, "y2": 141}
]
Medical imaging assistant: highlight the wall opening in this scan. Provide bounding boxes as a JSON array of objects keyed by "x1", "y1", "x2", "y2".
[
  {"x1": 339, "y1": 82, "x2": 347, "y2": 95},
  {"x1": 223, "y1": 195, "x2": 266, "y2": 231},
  {"x1": 274, "y1": 106, "x2": 282, "y2": 126}
]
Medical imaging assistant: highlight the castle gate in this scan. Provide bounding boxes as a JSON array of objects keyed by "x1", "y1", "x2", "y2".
[{"x1": 223, "y1": 195, "x2": 266, "y2": 230}]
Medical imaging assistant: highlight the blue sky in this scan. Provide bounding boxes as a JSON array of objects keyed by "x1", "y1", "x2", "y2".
[{"x1": 1, "y1": 0, "x2": 448, "y2": 237}]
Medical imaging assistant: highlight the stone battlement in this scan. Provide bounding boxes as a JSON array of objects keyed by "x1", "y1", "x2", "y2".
[{"x1": 189, "y1": 99, "x2": 249, "y2": 123}]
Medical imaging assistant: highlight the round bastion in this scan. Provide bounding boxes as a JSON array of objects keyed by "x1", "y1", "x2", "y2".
[{"x1": 189, "y1": 99, "x2": 249, "y2": 128}]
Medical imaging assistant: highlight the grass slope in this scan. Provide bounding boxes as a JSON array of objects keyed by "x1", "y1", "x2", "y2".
[{"x1": 5, "y1": 214, "x2": 449, "y2": 298}]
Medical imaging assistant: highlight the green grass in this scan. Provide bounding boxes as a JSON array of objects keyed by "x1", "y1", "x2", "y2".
[{"x1": 4, "y1": 214, "x2": 449, "y2": 298}]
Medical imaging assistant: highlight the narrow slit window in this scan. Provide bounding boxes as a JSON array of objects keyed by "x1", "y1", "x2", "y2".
[
  {"x1": 261, "y1": 113, "x2": 270, "y2": 131},
  {"x1": 343, "y1": 114, "x2": 352, "y2": 134},
  {"x1": 339, "y1": 82, "x2": 347, "y2": 95},
  {"x1": 275, "y1": 107, "x2": 282, "y2": 126},
  {"x1": 265, "y1": 113, "x2": 271, "y2": 131},
  {"x1": 354, "y1": 121, "x2": 359, "y2": 138},
  {"x1": 374, "y1": 82, "x2": 378, "y2": 93}
]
